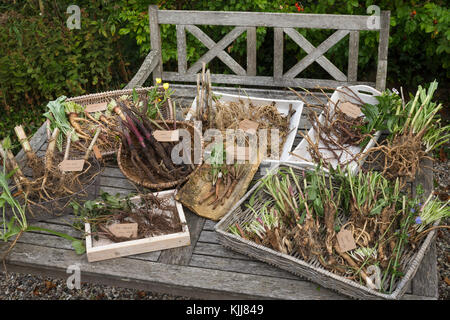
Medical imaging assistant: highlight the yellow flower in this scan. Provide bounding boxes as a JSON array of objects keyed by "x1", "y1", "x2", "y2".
[
  {"x1": 155, "y1": 78, "x2": 162, "y2": 84},
  {"x1": 158, "y1": 98, "x2": 161, "y2": 102},
  {"x1": 163, "y1": 83, "x2": 170, "y2": 90}
]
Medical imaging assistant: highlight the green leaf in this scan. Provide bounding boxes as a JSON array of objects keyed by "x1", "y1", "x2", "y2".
[{"x1": 71, "y1": 240, "x2": 86, "y2": 255}]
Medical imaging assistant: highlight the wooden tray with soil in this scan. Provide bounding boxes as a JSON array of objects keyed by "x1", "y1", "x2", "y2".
[{"x1": 83, "y1": 190, "x2": 190, "y2": 262}]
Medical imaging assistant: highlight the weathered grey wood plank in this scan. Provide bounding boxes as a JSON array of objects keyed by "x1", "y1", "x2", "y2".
[
  {"x1": 284, "y1": 29, "x2": 350, "y2": 79},
  {"x1": 410, "y1": 156, "x2": 437, "y2": 298},
  {"x1": 157, "y1": 10, "x2": 380, "y2": 31},
  {"x1": 171, "y1": 84, "x2": 330, "y2": 104},
  {"x1": 98, "y1": 175, "x2": 136, "y2": 191},
  {"x1": 157, "y1": 210, "x2": 206, "y2": 265},
  {"x1": 194, "y1": 241, "x2": 252, "y2": 260},
  {"x1": 203, "y1": 219, "x2": 217, "y2": 231},
  {"x1": 347, "y1": 31, "x2": 360, "y2": 81},
  {"x1": 0, "y1": 241, "x2": 346, "y2": 300},
  {"x1": 246, "y1": 27, "x2": 257, "y2": 76},
  {"x1": 149, "y1": 5, "x2": 163, "y2": 83},
  {"x1": 189, "y1": 254, "x2": 299, "y2": 280},
  {"x1": 164, "y1": 72, "x2": 374, "y2": 89},
  {"x1": 283, "y1": 27, "x2": 347, "y2": 81},
  {"x1": 187, "y1": 26, "x2": 246, "y2": 75},
  {"x1": 185, "y1": 25, "x2": 246, "y2": 76},
  {"x1": 125, "y1": 50, "x2": 160, "y2": 89},
  {"x1": 176, "y1": 25, "x2": 187, "y2": 74},
  {"x1": 411, "y1": 240, "x2": 439, "y2": 298},
  {"x1": 273, "y1": 27, "x2": 283, "y2": 79},
  {"x1": 198, "y1": 230, "x2": 219, "y2": 244},
  {"x1": 375, "y1": 11, "x2": 390, "y2": 91}
]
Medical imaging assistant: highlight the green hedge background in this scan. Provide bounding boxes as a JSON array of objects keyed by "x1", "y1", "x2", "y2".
[{"x1": 0, "y1": 0, "x2": 448, "y2": 144}]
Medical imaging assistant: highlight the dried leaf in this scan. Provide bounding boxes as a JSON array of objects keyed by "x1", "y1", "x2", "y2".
[
  {"x1": 45, "y1": 280, "x2": 56, "y2": 290},
  {"x1": 439, "y1": 147, "x2": 448, "y2": 162},
  {"x1": 444, "y1": 277, "x2": 450, "y2": 286}
]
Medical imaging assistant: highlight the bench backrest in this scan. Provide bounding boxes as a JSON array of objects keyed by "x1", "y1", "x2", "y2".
[{"x1": 148, "y1": 5, "x2": 390, "y2": 91}]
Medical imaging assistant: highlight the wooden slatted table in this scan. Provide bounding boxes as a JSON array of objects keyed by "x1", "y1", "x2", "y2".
[{"x1": 0, "y1": 86, "x2": 439, "y2": 300}]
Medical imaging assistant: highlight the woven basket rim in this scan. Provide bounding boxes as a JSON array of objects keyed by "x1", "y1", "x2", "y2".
[
  {"x1": 117, "y1": 120, "x2": 204, "y2": 190},
  {"x1": 66, "y1": 87, "x2": 158, "y2": 102},
  {"x1": 215, "y1": 162, "x2": 438, "y2": 300}
]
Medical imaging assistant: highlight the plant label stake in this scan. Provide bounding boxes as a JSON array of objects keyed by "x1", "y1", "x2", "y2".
[
  {"x1": 153, "y1": 130, "x2": 180, "y2": 142},
  {"x1": 58, "y1": 159, "x2": 85, "y2": 172},
  {"x1": 239, "y1": 119, "x2": 259, "y2": 134},
  {"x1": 336, "y1": 229, "x2": 357, "y2": 252},
  {"x1": 85, "y1": 102, "x2": 108, "y2": 113},
  {"x1": 108, "y1": 223, "x2": 138, "y2": 239},
  {"x1": 338, "y1": 102, "x2": 361, "y2": 119}
]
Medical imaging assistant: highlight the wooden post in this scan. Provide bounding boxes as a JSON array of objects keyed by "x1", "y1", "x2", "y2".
[
  {"x1": 347, "y1": 31, "x2": 359, "y2": 82},
  {"x1": 246, "y1": 27, "x2": 257, "y2": 76},
  {"x1": 149, "y1": 5, "x2": 163, "y2": 84},
  {"x1": 273, "y1": 27, "x2": 283, "y2": 79},
  {"x1": 375, "y1": 11, "x2": 390, "y2": 91},
  {"x1": 177, "y1": 24, "x2": 187, "y2": 74}
]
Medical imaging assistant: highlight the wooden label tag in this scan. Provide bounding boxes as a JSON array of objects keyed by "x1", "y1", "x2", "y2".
[
  {"x1": 239, "y1": 119, "x2": 259, "y2": 133},
  {"x1": 338, "y1": 102, "x2": 361, "y2": 119},
  {"x1": 58, "y1": 159, "x2": 85, "y2": 172},
  {"x1": 337, "y1": 229, "x2": 357, "y2": 252},
  {"x1": 108, "y1": 223, "x2": 138, "y2": 239},
  {"x1": 153, "y1": 130, "x2": 179, "y2": 142},
  {"x1": 85, "y1": 102, "x2": 108, "y2": 113},
  {"x1": 92, "y1": 145, "x2": 102, "y2": 160}
]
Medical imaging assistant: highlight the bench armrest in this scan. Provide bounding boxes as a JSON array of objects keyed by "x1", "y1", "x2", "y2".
[{"x1": 125, "y1": 50, "x2": 160, "y2": 89}]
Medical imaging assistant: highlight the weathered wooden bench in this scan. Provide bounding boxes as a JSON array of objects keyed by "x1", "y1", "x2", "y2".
[{"x1": 0, "y1": 7, "x2": 439, "y2": 299}]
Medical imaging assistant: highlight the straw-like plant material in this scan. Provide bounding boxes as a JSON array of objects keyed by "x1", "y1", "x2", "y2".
[
  {"x1": 194, "y1": 66, "x2": 294, "y2": 157},
  {"x1": 72, "y1": 192, "x2": 182, "y2": 243}
]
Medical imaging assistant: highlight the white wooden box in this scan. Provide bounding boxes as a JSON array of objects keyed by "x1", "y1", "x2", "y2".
[
  {"x1": 85, "y1": 190, "x2": 190, "y2": 262},
  {"x1": 287, "y1": 85, "x2": 382, "y2": 175},
  {"x1": 187, "y1": 92, "x2": 304, "y2": 165}
]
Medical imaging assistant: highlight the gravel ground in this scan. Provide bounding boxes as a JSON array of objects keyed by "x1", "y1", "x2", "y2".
[
  {"x1": 0, "y1": 271, "x2": 191, "y2": 300},
  {"x1": 0, "y1": 160, "x2": 448, "y2": 300},
  {"x1": 434, "y1": 158, "x2": 449, "y2": 300}
]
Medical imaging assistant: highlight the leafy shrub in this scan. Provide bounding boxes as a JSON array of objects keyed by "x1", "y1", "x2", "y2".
[{"x1": 0, "y1": 0, "x2": 448, "y2": 147}]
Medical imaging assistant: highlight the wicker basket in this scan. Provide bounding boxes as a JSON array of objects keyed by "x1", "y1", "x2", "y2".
[
  {"x1": 117, "y1": 120, "x2": 204, "y2": 190},
  {"x1": 65, "y1": 87, "x2": 170, "y2": 157},
  {"x1": 215, "y1": 163, "x2": 438, "y2": 300}
]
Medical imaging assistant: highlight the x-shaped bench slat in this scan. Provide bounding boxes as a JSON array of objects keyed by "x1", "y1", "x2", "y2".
[
  {"x1": 283, "y1": 29, "x2": 349, "y2": 80},
  {"x1": 186, "y1": 26, "x2": 247, "y2": 75}
]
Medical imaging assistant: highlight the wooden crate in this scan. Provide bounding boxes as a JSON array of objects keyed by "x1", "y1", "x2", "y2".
[{"x1": 85, "y1": 190, "x2": 190, "y2": 262}]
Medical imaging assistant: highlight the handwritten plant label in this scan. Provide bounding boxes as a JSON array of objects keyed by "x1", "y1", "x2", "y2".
[
  {"x1": 239, "y1": 119, "x2": 259, "y2": 134},
  {"x1": 85, "y1": 102, "x2": 108, "y2": 113},
  {"x1": 336, "y1": 229, "x2": 357, "y2": 252},
  {"x1": 58, "y1": 159, "x2": 85, "y2": 172},
  {"x1": 338, "y1": 102, "x2": 361, "y2": 119},
  {"x1": 153, "y1": 130, "x2": 179, "y2": 142},
  {"x1": 108, "y1": 223, "x2": 138, "y2": 239}
]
